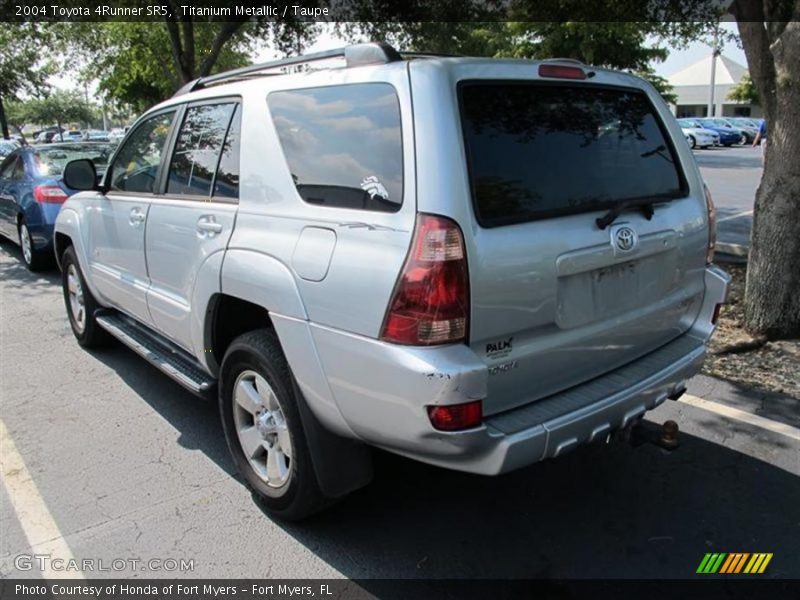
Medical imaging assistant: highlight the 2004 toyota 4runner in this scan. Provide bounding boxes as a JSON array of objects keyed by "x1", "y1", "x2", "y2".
[{"x1": 54, "y1": 43, "x2": 729, "y2": 520}]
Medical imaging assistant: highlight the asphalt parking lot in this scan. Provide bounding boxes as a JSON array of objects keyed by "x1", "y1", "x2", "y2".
[
  {"x1": 1, "y1": 144, "x2": 797, "y2": 584},
  {"x1": 694, "y1": 144, "x2": 761, "y2": 254}
]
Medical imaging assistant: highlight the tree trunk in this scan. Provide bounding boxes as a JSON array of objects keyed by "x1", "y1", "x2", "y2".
[
  {"x1": 735, "y1": 17, "x2": 800, "y2": 339},
  {"x1": 0, "y1": 95, "x2": 9, "y2": 139}
]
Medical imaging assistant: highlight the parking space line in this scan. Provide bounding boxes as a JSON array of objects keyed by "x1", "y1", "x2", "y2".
[
  {"x1": 680, "y1": 394, "x2": 800, "y2": 442},
  {"x1": 717, "y1": 209, "x2": 753, "y2": 223},
  {"x1": 0, "y1": 418, "x2": 84, "y2": 579}
]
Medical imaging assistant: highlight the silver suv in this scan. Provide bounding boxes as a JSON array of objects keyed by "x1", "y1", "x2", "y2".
[{"x1": 55, "y1": 43, "x2": 729, "y2": 520}]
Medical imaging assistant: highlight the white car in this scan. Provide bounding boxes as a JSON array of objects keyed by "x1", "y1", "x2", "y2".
[{"x1": 681, "y1": 127, "x2": 717, "y2": 149}]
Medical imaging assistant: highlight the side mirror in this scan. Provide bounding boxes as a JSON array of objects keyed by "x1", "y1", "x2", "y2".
[{"x1": 63, "y1": 159, "x2": 97, "y2": 191}]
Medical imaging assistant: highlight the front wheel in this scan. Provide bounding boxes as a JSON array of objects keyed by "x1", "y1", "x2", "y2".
[
  {"x1": 61, "y1": 246, "x2": 110, "y2": 348},
  {"x1": 219, "y1": 329, "x2": 328, "y2": 520},
  {"x1": 689, "y1": 135, "x2": 697, "y2": 149}
]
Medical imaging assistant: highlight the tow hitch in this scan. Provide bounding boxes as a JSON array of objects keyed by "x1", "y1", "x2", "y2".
[{"x1": 617, "y1": 418, "x2": 680, "y2": 451}]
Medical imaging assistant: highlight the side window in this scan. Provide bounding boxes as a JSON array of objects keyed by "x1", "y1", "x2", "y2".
[
  {"x1": 167, "y1": 103, "x2": 236, "y2": 198},
  {"x1": 268, "y1": 83, "x2": 403, "y2": 212},
  {"x1": 110, "y1": 111, "x2": 175, "y2": 194},
  {"x1": 11, "y1": 158, "x2": 26, "y2": 179},
  {"x1": 213, "y1": 106, "x2": 241, "y2": 199},
  {"x1": 0, "y1": 155, "x2": 19, "y2": 179}
]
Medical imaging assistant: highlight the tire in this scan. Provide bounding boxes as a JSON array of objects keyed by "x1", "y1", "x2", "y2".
[
  {"x1": 18, "y1": 220, "x2": 50, "y2": 271},
  {"x1": 61, "y1": 246, "x2": 110, "y2": 348},
  {"x1": 689, "y1": 135, "x2": 696, "y2": 149},
  {"x1": 219, "y1": 329, "x2": 328, "y2": 521}
]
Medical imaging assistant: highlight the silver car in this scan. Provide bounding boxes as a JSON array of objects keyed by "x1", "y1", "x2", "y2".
[{"x1": 54, "y1": 43, "x2": 729, "y2": 520}]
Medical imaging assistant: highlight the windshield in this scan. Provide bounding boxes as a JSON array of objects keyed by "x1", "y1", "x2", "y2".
[
  {"x1": 32, "y1": 143, "x2": 115, "y2": 177},
  {"x1": 460, "y1": 82, "x2": 685, "y2": 227}
]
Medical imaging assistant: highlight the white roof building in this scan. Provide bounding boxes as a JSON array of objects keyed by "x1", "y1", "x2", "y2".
[{"x1": 667, "y1": 54, "x2": 761, "y2": 118}]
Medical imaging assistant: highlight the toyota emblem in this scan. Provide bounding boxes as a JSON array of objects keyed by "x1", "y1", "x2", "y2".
[{"x1": 613, "y1": 226, "x2": 638, "y2": 252}]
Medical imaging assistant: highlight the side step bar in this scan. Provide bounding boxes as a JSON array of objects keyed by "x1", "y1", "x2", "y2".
[{"x1": 96, "y1": 312, "x2": 216, "y2": 398}]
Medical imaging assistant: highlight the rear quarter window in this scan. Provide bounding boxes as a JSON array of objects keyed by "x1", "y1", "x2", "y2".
[
  {"x1": 268, "y1": 83, "x2": 403, "y2": 212},
  {"x1": 460, "y1": 82, "x2": 685, "y2": 227}
]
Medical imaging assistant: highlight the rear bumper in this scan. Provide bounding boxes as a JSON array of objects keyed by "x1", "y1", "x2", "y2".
[{"x1": 310, "y1": 265, "x2": 730, "y2": 475}]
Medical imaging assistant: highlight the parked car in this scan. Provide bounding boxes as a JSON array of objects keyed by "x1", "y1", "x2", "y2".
[
  {"x1": 108, "y1": 128, "x2": 127, "y2": 143},
  {"x1": 678, "y1": 118, "x2": 737, "y2": 146},
  {"x1": 697, "y1": 118, "x2": 745, "y2": 146},
  {"x1": 726, "y1": 118, "x2": 760, "y2": 144},
  {"x1": 0, "y1": 142, "x2": 115, "y2": 270},
  {"x1": 66, "y1": 130, "x2": 83, "y2": 141},
  {"x1": 55, "y1": 43, "x2": 729, "y2": 520},
  {"x1": 680, "y1": 125, "x2": 717, "y2": 149},
  {"x1": 82, "y1": 130, "x2": 111, "y2": 142}
]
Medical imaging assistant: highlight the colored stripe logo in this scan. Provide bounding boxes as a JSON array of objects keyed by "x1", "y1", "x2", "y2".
[{"x1": 697, "y1": 552, "x2": 773, "y2": 574}]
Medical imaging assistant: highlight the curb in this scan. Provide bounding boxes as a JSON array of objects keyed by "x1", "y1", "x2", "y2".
[{"x1": 716, "y1": 242, "x2": 748, "y2": 264}]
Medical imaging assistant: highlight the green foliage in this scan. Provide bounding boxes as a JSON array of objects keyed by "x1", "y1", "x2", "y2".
[
  {"x1": 59, "y1": 18, "x2": 319, "y2": 113},
  {"x1": 727, "y1": 73, "x2": 759, "y2": 105},
  {"x1": 0, "y1": 23, "x2": 58, "y2": 98},
  {"x1": 15, "y1": 90, "x2": 96, "y2": 136}
]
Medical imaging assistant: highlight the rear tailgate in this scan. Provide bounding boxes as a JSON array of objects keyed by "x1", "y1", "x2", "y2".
[{"x1": 411, "y1": 60, "x2": 709, "y2": 416}]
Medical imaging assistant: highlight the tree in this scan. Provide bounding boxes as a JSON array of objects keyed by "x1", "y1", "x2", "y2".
[
  {"x1": 730, "y1": 5, "x2": 800, "y2": 338},
  {"x1": 62, "y1": 17, "x2": 319, "y2": 112},
  {"x1": 0, "y1": 24, "x2": 58, "y2": 138},
  {"x1": 340, "y1": 19, "x2": 681, "y2": 103},
  {"x1": 19, "y1": 91, "x2": 96, "y2": 141},
  {"x1": 727, "y1": 73, "x2": 759, "y2": 105}
]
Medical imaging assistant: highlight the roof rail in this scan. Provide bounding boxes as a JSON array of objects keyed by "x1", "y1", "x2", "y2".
[{"x1": 173, "y1": 42, "x2": 403, "y2": 97}]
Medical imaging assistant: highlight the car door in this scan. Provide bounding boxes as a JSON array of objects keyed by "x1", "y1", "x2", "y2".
[
  {"x1": 0, "y1": 155, "x2": 20, "y2": 237},
  {"x1": 87, "y1": 108, "x2": 178, "y2": 325},
  {"x1": 144, "y1": 100, "x2": 240, "y2": 352}
]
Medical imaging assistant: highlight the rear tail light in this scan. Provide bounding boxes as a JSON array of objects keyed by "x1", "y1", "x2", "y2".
[
  {"x1": 428, "y1": 400, "x2": 482, "y2": 431},
  {"x1": 538, "y1": 64, "x2": 587, "y2": 80},
  {"x1": 380, "y1": 214, "x2": 469, "y2": 345},
  {"x1": 703, "y1": 184, "x2": 716, "y2": 264},
  {"x1": 33, "y1": 185, "x2": 69, "y2": 204}
]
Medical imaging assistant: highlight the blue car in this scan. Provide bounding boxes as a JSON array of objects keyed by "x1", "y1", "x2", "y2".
[
  {"x1": 0, "y1": 142, "x2": 114, "y2": 270},
  {"x1": 697, "y1": 118, "x2": 745, "y2": 146},
  {"x1": 678, "y1": 118, "x2": 742, "y2": 147}
]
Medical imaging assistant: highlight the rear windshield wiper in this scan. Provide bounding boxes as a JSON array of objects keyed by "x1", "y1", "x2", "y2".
[{"x1": 596, "y1": 198, "x2": 656, "y2": 230}]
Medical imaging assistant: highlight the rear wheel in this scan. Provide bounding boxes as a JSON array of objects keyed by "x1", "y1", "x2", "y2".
[
  {"x1": 18, "y1": 221, "x2": 49, "y2": 271},
  {"x1": 219, "y1": 329, "x2": 328, "y2": 520},
  {"x1": 689, "y1": 135, "x2": 696, "y2": 149},
  {"x1": 61, "y1": 246, "x2": 110, "y2": 348}
]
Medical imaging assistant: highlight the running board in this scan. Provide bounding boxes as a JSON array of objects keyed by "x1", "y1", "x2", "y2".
[{"x1": 95, "y1": 312, "x2": 216, "y2": 398}]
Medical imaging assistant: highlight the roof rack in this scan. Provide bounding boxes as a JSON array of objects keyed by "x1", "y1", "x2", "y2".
[{"x1": 174, "y1": 42, "x2": 403, "y2": 97}]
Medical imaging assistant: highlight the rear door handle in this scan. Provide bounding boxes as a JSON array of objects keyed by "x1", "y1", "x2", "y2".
[
  {"x1": 197, "y1": 215, "x2": 223, "y2": 235},
  {"x1": 129, "y1": 207, "x2": 146, "y2": 226}
]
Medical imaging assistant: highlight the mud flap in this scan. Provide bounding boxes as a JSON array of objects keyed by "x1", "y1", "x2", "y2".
[{"x1": 291, "y1": 378, "x2": 374, "y2": 499}]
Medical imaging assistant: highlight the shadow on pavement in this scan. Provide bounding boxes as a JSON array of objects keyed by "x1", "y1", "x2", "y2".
[
  {"x1": 693, "y1": 151, "x2": 762, "y2": 170},
  {"x1": 0, "y1": 239, "x2": 60, "y2": 295},
  {"x1": 281, "y1": 427, "x2": 800, "y2": 582}
]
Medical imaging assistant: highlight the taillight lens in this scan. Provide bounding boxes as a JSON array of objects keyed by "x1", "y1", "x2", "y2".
[
  {"x1": 380, "y1": 214, "x2": 469, "y2": 345},
  {"x1": 33, "y1": 185, "x2": 69, "y2": 204},
  {"x1": 704, "y1": 183, "x2": 716, "y2": 264},
  {"x1": 538, "y1": 64, "x2": 587, "y2": 80},
  {"x1": 428, "y1": 400, "x2": 482, "y2": 431}
]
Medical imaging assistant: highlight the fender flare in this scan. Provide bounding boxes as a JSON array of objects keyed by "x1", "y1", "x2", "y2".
[
  {"x1": 53, "y1": 208, "x2": 105, "y2": 304},
  {"x1": 218, "y1": 249, "x2": 372, "y2": 498}
]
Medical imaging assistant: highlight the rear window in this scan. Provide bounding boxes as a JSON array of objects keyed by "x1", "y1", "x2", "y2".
[
  {"x1": 460, "y1": 82, "x2": 685, "y2": 227},
  {"x1": 32, "y1": 143, "x2": 116, "y2": 177},
  {"x1": 268, "y1": 83, "x2": 403, "y2": 212}
]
